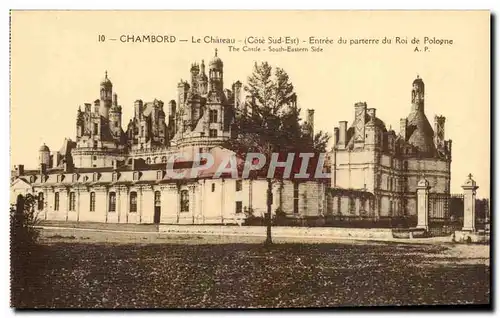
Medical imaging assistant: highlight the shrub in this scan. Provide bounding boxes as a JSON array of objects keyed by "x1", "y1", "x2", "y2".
[{"x1": 10, "y1": 193, "x2": 42, "y2": 307}]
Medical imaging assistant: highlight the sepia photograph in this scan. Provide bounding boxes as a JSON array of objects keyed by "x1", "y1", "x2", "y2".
[{"x1": 9, "y1": 10, "x2": 490, "y2": 309}]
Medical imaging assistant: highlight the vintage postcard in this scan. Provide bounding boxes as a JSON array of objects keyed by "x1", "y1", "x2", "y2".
[{"x1": 9, "y1": 10, "x2": 490, "y2": 309}]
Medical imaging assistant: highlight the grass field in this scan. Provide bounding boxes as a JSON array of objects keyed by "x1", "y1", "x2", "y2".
[{"x1": 12, "y1": 230, "x2": 490, "y2": 309}]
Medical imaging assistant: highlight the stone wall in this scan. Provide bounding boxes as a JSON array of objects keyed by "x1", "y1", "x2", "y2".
[{"x1": 158, "y1": 224, "x2": 394, "y2": 240}]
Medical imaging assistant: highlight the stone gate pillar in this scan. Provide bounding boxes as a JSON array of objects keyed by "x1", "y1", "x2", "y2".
[
  {"x1": 416, "y1": 177, "x2": 430, "y2": 231},
  {"x1": 462, "y1": 174, "x2": 478, "y2": 232}
]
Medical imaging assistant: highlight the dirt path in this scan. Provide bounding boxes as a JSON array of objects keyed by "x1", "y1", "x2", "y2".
[{"x1": 39, "y1": 227, "x2": 490, "y2": 266}]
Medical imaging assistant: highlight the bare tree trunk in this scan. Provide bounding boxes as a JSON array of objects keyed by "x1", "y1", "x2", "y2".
[{"x1": 265, "y1": 178, "x2": 273, "y2": 245}]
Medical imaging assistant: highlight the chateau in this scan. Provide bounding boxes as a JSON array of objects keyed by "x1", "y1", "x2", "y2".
[
  {"x1": 330, "y1": 76, "x2": 452, "y2": 221},
  {"x1": 10, "y1": 51, "x2": 326, "y2": 225},
  {"x1": 10, "y1": 52, "x2": 452, "y2": 225}
]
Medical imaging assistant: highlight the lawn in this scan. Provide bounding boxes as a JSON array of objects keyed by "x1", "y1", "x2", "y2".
[{"x1": 12, "y1": 236, "x2": 490, "y2": 308}]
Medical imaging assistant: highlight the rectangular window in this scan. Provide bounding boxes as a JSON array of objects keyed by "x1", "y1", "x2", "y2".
[
  {"x1": 90, "y1": 192, "x2": 96, "y2": 212},
  {"x1": 209, "y1": 129, "x2": 217, "y2": 138},
  {"x1": 54, "y1": 192, "x2": 59, "y2": 211},
  {"x1": 293, "y1": 182, "x2": 299, "y2": 214},
  {"x1": 69, "y1": 192, "x2": 76, "y2": 211},
  {"x1": 154, "y1": 191, "x2": 161, "y2": 207},
  {"x1": 236, "y1": 180, "x2": 242, "y2": 192},
  {"x1": 93, "y1": 123, "x2": 98, "y2": 134},
  {"x1": 129, "y1": 192, "x2": 137, "y2": 213},
  {"x1": 38, "y1": 192, "x2": 44, "y2": 211},
  {"x1": 109, "y1": 192, "x2": 116, "y2": 212},
  {"x1": 209, "y1": 110, "x2": 218, "y2": 123},
  {"x1": 180, "y1": 190, "x2": 189, "y2": 212},
  {"x1": 236, "y1": 201, "x2": 243, "y2": 214}
]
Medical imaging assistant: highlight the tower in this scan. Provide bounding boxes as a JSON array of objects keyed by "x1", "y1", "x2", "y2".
[
  {"x1": 434, "y1": 115, "x2": 446, "y2": 148},
  {"x1": 109, "y1": 93, "x2": 122, "y2": 139},
  {"x1": 76, "y1": 106, "x2": 84, "y2": 140},
  {"x1": 39, "y1": 143, "x2": 51, "y2": 167},
  {"x1": 190, "y1": 63, "x2": 200, "y2": 93},
  {"x1": 99, "y1": 71, "x2": 113, "y2": 119},
  {"x1": 209, "y1": 49, "x2": 223, "y2": 92},
  {"x1": 199, "y1": 60, "x2": 208, "y2": 95},
  {"x1": 411, "y1": 75, "x2": 425, "y2": 112}
]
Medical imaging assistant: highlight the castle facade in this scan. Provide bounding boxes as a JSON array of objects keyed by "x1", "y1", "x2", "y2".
[
  {"x1": 329, "y1": 76, "x2": 452, "y2": 221},
  {"x1": 10, "y1": 51, "x2": 327, "y2": 225}
]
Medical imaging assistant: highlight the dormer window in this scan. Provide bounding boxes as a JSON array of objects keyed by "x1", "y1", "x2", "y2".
[{"x1": 30, "y1": 175, "x2": 36, "y2": 183}]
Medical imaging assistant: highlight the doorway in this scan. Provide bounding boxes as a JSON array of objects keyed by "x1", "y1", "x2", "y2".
[{"x1": 154, "y1": 191, "x2": 161, "y2": 224}]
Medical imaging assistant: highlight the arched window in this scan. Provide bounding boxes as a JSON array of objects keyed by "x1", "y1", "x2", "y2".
[
  {"x1": 154, "y1": 191, "x2": 161, "y2": 207},
  {"x1": 69, "y1": 192, "x2": 76, "y2": 211},
  {"x1": 161, "y1": 156, "x2": 167, "y2": 163},
  {"x1": 146, "y1": 157, "x2": 151, "y2": 164},
  {"x1": 54, "y1": 192, "x2": 59, "y2": 211},
  {"x1": 90, "y1": 192, "x2": 96, "y2": 212},
  {"x1": 37, "y1": 192, "x2": 44, "y2": 210},
  {"x1": 129, "y1": 192, "x2": 137, "y2": 213},
  {"x1": 108, "y1": 192, "x2": 116, "y2": 212}
]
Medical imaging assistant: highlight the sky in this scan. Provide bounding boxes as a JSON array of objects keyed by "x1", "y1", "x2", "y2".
[{"x1": 10, "y1": 11, "x2": 490, "y2": 197}]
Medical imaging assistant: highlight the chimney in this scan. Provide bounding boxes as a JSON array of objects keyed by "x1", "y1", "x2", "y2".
[
  {"x1": 134, "y1": 100, "x2": 143, "y2": 118},
  {"x1": 63, "y1": 162, "x2": 72, "y2": 173},
  {"x1": 333, "y1": 127, "x2": 339, "y2": 145},
  {"x1": 94, "y1": 99, "x2": 100, "y2": 113},
  {"x1": 232, "y1": 81, "x2": 242, "y2": 108},
  {"x1": 14, "y1": 164, "x2": 24, "y2": 177},
  {"x1": 338, "y1": 121, "x2": 347, "y2": 147},
  {"x1": 307, "y1": 109, "x2": 315, "y2": 136},
  {"x1": 400, "y1": 118, "x2": 407, "y2": 139},
  {"x1": 39, "y1": 163, "x2": 47, "y2": 175},
  {"x1": 367, "y1": 108, "x2": 376, "y2": 119}
]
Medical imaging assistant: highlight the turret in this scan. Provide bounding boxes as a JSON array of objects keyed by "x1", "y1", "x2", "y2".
[
  {"x1": 177, "y1": 81, "x2": 190, "y2": 105},
  {"x1": 39, "y1": 143, "x2": 51, "y2": 167},
  {"x1": 190, "y1": 63, "x2": 200, "y2": 93},
  {"x1": 354, "y1": 102, "x2": 367, "y2": 147},
  {"x1": 232, "y1": 81, "x2": 242, "y2": 108},
  {"x1": 411, "y1": 75, "x2": 425, "y2": 112},
  {"x1": 99, "y1": 71, "x2": 113, "y2": 118},
  {"x1": 434, "y1": 115, "x2": 446, "y2": 147},
  {"x1": 199, "y1": 60, "x2": 208, "y2": 94},
  {"x1": 209, "y1": 49, "x2": 223, "y2": 92},
  {"x1": 134, "y1": 100, "x2": 143, "y2": 119},
  {"x1": 109, "y1": 102, "x2": 122, "y2": 139},
  {"x1": 76, "y1": 107, "x2": 84, "y2": 139}
]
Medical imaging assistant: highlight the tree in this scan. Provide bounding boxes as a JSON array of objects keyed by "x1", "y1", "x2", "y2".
[{"x1": 225, "y1": 62, "x2": 331, "y2": 245}]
